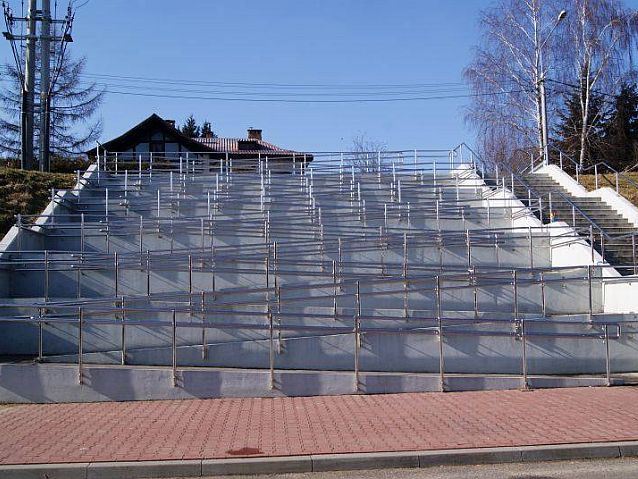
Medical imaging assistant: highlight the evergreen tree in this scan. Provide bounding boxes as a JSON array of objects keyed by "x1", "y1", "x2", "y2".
[
  {"x1": 601, "y1": 82, "x2": 638, "y2": 170},
  {"x1": 555, "y1": 88, "x2": 608, "y2": 169},
  {"x1": 180, "y1": 115, "x2": 200, "y2": 137},
  {"x1": 0, "y1": 55, "x2": 103, "y2": 160},
  {"x1": 200, "y1": 120, "x2": 216, "y2": 138}
]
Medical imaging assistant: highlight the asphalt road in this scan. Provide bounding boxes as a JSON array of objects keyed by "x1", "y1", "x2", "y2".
[{"x1": 201, "y1": 458, "x2": 638, "y2": 478}]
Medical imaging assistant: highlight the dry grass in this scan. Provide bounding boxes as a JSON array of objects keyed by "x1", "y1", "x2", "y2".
[
  {"x1": 578, "y1": 172, "x2": 638, "y2": 207},
  {"x1": 0, "y1": 167, "x2": 75, "y2": 236}
]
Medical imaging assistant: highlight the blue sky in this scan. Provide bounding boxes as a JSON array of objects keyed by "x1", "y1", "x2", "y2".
[{"x1": 2, "y1": 0, "x2": 633, "y2": 152}]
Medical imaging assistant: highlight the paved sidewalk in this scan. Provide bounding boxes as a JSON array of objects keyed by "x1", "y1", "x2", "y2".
[{"x1": 1, "y1": 387, "x2": 638, "y2": 465}]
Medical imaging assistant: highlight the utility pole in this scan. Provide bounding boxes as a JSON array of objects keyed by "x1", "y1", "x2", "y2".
[
  {"x1": 22, "y1": 0, "x2": 37, "y2": 170},
  {"x1": 539, "y1": 54, "x2": 549, "y2": 166},
  {"x1": 39, "y1": 0, "x2": 51, "y2": 172},
  {"x1": 538, "y1": 10, "x2": 567, "y2": 166},
  {"x1": 2, "y1": 0, "x2": 74, "y2": 171}
]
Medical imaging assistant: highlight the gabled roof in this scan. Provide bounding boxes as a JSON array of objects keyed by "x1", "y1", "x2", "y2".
[
  {"x1": 88, "y1": 113, "x2": 312, "y2": 160},
  {"x1": 88, "y1": 114, "x2": 217, "y2": 155}
]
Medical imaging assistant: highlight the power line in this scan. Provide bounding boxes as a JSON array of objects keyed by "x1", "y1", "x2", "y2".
[
  {"x1": 75, "y1": 71, "x2": 468, "y2": 90},
  {"x1": 546, "y1": 78, "x2": 620, "y2": 100},
  {"x1": 0, "y1": 72, "x2": 527, "y2": 104},
  {"x1": 96, "y1": 88, "x2": 531, "y2": 104}
]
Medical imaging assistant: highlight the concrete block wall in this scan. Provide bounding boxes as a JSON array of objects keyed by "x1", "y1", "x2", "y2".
[{"x1": 0, "y1": 160, "x2": 633, "y2": 395}]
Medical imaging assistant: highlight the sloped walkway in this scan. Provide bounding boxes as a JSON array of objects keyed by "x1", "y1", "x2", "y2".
[{"x1": 1, "y1": 387, "x2": 638, "y2": 465}]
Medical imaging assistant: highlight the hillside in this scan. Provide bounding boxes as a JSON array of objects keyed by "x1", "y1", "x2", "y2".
[
  {"x1": 0, "y1": 168, "x2": 75, "y2": 237},
  {"x1": 578, "y1": 173, "x2": 638, "y2": 207}
]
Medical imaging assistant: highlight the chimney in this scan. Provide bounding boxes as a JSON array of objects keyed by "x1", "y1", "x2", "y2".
[
  {"x1": 247, "y1": 128, "x2": 262, "y2": 141},
  {"x1": 165, "y1": 119, "x2": 176, "y2": 128},
  {"x1": 204, "y1": 132, "x2": 214, "y2": 139}
]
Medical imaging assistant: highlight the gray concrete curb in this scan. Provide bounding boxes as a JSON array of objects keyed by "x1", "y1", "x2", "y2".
[{"x1": 1, "y1": 441, "x2": 637, "y2": 478}]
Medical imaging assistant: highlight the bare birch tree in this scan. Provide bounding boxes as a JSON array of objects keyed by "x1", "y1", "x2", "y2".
[
  {"x1": 465, "y1": 0, "x2": 564, "y2": 170},
  {"x1": 555, "y1": 0, "x2": 638, "y2": 168}
]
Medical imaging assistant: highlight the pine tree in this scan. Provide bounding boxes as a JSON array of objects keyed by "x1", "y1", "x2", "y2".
[
  {"x1": 180, "y1": 115, "x2": 200, "y2": 137},
  {"x1": 0, "y1": 55, "x2": 103, "y2": 160},
  {"x1": 200, "y1": 120, "x2": 216, "y2": 138},
  {"x1": 555, "y1": 88, "x2": 607, "y2": 170},
  {"x1": 601, "y1": 82, "x2": 638, "y2": 170}
]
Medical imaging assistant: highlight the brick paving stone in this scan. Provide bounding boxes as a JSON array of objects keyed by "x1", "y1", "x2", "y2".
[{"x1": 1, "y1": 387, "x2": 638, "y2": 465}]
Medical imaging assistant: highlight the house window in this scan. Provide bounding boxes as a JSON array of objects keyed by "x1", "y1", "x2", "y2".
[
  {"x1": 165, "y1": 143, "x2": 179, "y2": 154},
  {"x1": 150, "y1": 142, "x2": 164, "y2": 155},
  {"x1": 135, "y1": 142, "x2": 149, "y2": 153}
]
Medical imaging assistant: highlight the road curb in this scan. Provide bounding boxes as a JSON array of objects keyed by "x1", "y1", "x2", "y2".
[{"x1": 1, "y1": 441, "x2": 638, "y2": 478}]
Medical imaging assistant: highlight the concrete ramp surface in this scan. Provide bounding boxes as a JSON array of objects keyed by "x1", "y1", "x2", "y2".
[{"x1": 1, "y1": 148, "x2": 638, "y2": 402}]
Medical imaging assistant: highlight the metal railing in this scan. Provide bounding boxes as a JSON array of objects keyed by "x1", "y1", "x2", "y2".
[
  {"x1": 0, "y1": 263, "x2": 622, "y2": 391},
  {"x1": 1, "y1": 145, "x2": 636, "y2": 393}
]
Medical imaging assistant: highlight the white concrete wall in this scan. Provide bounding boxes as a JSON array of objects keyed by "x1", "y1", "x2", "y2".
[
  {"x1": 604, "y1": 277, "x2": 638, "y2": 313},
  {"x1": 536, "y1": 164, "x2": 588, "y2": 196},
  {"x1": 537, "y1": 164, "x2": 638, "y2": 228},
  {"x1": 588, "y1": 187, "x2": 638, "y2": 228}
]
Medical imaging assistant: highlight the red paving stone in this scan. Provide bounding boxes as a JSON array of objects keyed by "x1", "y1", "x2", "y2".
[{"x1": 1, "y1": 387, "x2": 638, "y2": 465}]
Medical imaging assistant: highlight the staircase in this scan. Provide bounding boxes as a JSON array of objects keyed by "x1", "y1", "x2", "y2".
[{"x1": 516, "y1": 172, "x2": 638, "y2": 274}]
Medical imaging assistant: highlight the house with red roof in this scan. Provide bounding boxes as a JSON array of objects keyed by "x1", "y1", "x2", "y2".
[{"x1": 88, "y1": 113, "x2": 312, "y2": 168}]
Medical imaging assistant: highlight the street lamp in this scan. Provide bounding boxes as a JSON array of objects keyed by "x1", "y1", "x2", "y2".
[{"x1": 540, "y1": 10, "x2": 567, "y2": 166}]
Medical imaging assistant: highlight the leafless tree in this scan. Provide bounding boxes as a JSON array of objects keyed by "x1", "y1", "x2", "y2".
[
  {"x1": 350, "y1": 133, "x2": 387, "y2": 172},
  {"x1": 465, "y1": 0, "x2": 565, "y2": 170},
  {"x1": 555, "y1": 0, "x2": 638, "y2": 168}
]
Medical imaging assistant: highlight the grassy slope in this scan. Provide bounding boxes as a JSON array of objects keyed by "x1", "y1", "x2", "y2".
[
  {"x1": 0, "y1": 167, "x2": 75, "y2": 236},
  {"x1": 578, "y1": 173, "x2": 638, "y2": 207}
]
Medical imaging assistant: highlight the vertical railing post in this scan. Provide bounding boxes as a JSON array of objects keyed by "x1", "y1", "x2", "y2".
[
  {"x1": 513, "y1": 269, "x2": 518, "y2": 320},
  {"x1": 78, "y1": 307, "x2": 83, "y2": 384},
  {"x1": 403, "y1": 233, "x2": 409, "y2": 318},
  {"x1": 332, "y1": 259, "x2": 338, "y2": 318},
  {"x1": 172, "y1": 309, "x2": 178, "y2": 387},
  {"x1": 528, "y1": 227, "x2": 534, "y2": 269},
  {"x1": 436, "y1": 275, "x2": 445, "y2": 392},
  {"x1": 114, "y1": 251, "x2": 119, "y2": 297},
  {"x1": 105, "y1": 187, "x2": 109, "y2": 224},
  {"x1": 269, "y1": 306, "x2": 275, "y2": 390},
  {"x1": 188, "y1": 254, "x2": 193, "y2": 313},
  {"x1": 354, "y1": 280, "x2": 361, "y2": 391},
  {"x1": 615, "y1": 172, "x2": 620, "y2": 193},
  {"x1": 540, "y1": 271, "x2": 546, "y2": 316},
  {"x1": 521, "y1": 316, "x2": 529, "y2": 390},
  {"x1": 633, "y1": 233, "x2": 637, "y2": 275},
  {"x1": 588, "y1": 265, "x2": 594, "y2": 322},
  {"x1": 604, "y1": 324, "x2": 611, "y2": 386},
  {"x1": 120, "y1": 296, "x2": 126, "y2": 365},
  {"x1": 37, "y1": 307, "x2": 43, "y2": 361},
  {"x1": 44, "y1": 250, "x2": 49, "y2": 301},
  {"x1": 201, "y1": 291, "x2": 207, "y2": 360}
]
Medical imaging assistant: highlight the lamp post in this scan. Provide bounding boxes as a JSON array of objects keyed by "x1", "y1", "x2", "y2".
[{"x1": 539, "y1": 10, "x2": 567, "y2": 166}]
